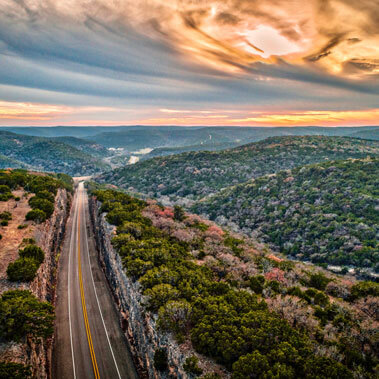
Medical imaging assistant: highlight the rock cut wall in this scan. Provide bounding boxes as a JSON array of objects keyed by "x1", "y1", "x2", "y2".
[{"x1": 89, "y1": 197, "x2": 187, "y2": 379}]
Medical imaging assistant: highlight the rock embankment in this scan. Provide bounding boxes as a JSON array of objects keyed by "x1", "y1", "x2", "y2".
[
  {"x1": 0, "y1": 188, "x2": 71, "y2": 378},
  {"x1": 89, "y1": 198, "x2": 187, "y2": 379},
  {"x1": 30, "y1": 188, "x2": 70, "y2": 378}
]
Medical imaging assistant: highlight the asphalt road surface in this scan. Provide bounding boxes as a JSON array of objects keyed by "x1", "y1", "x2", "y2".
[{"x1": 53, "y1": 182, "x2": 138, "y2": 379}]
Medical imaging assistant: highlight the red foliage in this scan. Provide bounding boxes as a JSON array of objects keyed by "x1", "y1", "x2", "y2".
[{"x1": 265, "y1": 268, "x2": 286, "y2": 283}]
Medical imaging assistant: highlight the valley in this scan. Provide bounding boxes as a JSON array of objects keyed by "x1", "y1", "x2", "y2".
[{"x1": 0, "y1": 127, "x2": 377, "y2": 378}]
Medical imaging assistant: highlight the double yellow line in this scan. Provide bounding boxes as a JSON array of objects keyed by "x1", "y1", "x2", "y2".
[{"x1": 77, "y1": 194, "x2": 100, "y2": 379}]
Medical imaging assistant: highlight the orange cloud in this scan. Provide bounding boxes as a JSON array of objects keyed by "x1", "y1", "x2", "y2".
[
  {"x1": 0, "y1": 101, "x2": 73, "y2": 120},
  {"x1": 139, "y1": 109, "x2": 379, "y2": 126}
]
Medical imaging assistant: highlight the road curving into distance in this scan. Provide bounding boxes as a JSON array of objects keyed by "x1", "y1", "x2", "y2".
[{"x1": 53, "y1": 182, "x2": 138, "y2": 379}]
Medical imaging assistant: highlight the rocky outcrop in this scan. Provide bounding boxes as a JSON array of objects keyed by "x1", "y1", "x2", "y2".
[
  {"x1": 27, "y1": 188, "x2": 70, "y2": 378},
  {"x1": 89, "y1": 198, "x2": 188, "y2": 379}
]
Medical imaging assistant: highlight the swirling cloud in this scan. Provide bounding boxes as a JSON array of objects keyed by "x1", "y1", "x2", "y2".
[{"x1": 0, "y1": 0, "x2": 378, "y2": 126}]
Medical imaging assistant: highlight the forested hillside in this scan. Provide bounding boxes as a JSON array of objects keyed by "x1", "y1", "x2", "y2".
[
  {"x1": 51, "y1": 136, "x2": 110, "y2": 158},
  {"x1": 0, "y1": 154, "x2": 26, "y2": 169},
  {"x1": 193, "y1": 159, "x2": 378, "y2": 273},
  {"x1": 91, "y1": 187, "x2": 378, "y2": 378},
  {"x1": 99, "y1": 136, "x2": 379, "y2": 203},
  {"x1": 0, "y1": 131, "x2": 109, "y2": 176}
]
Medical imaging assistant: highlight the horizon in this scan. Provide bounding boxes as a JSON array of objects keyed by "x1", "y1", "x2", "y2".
[{"x1": 1, "y1": 125, "x2": 378, "y2": 129}]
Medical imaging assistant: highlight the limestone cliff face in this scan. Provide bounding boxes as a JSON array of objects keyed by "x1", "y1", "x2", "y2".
[
  {"x1": 89, "y1": 198, "x2": 188, "y2": 379},
  {"x1": 27, "y1": 188, "x2": 70, "y2": 378}
]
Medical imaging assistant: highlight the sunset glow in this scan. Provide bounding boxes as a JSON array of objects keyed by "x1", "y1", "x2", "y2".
[{"x1": 0, "y1": 0, "x2": 378, "y2": 126}]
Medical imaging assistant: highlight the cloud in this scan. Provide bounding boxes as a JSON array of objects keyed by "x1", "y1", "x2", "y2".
[{"x1": 0, "y1": 0, "x2": 378, "y2": 126}]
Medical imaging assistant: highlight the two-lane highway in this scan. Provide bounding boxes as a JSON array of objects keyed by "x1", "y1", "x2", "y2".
[{"x1": 53, "y1": 182, "x2": 138, "y2": 378}]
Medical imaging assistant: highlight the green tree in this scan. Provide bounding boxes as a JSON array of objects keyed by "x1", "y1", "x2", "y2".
[
  {"x1": 19, "y1": 245, "x2": 45, "y2": 264},
  {"x1": 0, "y1": 362, "x2": 31, "y2": 379},
  {"x1": 183, "y1": 355, "x2": 203, "y2": 376},
  {"x1": 7, "y1": 258, "x2": 39, "y2": 282},
  {"x1": 232, "y1": 351, "x2": 270, "y2": 379},
  {"x1": 154, "y1": 348, "x2": 168, "y2": 371},
  {"x1": 0, "y1": 290, "x2": 54, "y2": 341},
  {"x1": 25, "y1": 209, "x2": 46, "y2": 223},
  {"x1": 174, "y1": 205, "x2": 186, "y2": 222}
]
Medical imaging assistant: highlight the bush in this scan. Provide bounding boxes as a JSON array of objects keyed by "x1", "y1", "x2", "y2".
[
  {"x1": 174, "y1": 205, "x2": 186, "y2": 221},
  {"x1": 19, "y1": 244, "x2": 45, "y2": 264},
  {"x1": 28, "y1": 197, "x2": 54, "y2": 218},
  {"x1": 0, "y1": 220, "x2": 8, "y2": 226},
  {"x1": 18, "y1": 224, "x2": 28, "y2": 230},
  {"x1": 7, "y1": 257, "x2": 39, "y2": 282},
  {"x1": 0, "y1": 362, "x2": 31, "y2": 379},
  {"x1": 35, "y1": 190, "x2": 55, "y2": 202},
  {"x1": 183, "y1": 356, "x2": 203, "y2": 376},
  {"x1": 158, "y1": 300, "x2": 192, "y2": 336},
  {"x1": 0, "y1": 212, "x2": 12, "y2": 221},
  {"x1": 306, "y1": 272, "x2": 332, "y2": 291},
  {"x1": 350, "y1": 281, "x2": 379, "y2": 300},
  {"x1": 25, "y1": 209, "x2": 46, "y2": 223},
  {"x1": 154, "y1": 348, "x2": 168, "y2": 371},
  {"x1": 0, "y1": 290, "x2": 54, "y2": 341}
]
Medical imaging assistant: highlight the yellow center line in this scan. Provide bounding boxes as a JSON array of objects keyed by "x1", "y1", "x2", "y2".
[{"x1": 78, "y1": 193, "x2": 100, "y2": 379}]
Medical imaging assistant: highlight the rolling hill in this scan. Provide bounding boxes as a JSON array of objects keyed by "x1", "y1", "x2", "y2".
[
  {"x1": 99, "y1": 136, "x2": 379, "y2": 203},
  {"x1": 0, "y1": 131, "x2": 110, "y2": 176},
  {"x1": 51, "y1": 136, "x2": 110, "y2": 158},
  {"x1": 0, "y1": 154, "x2": 27, "y2": 169},
  {"x1": 192, "y1": 158, "x2": 379, "y2": 272}
]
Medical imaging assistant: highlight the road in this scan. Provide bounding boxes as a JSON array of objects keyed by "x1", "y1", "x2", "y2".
[{"x1": 53, "y1": 182, "x2": 138, "y2": 379}]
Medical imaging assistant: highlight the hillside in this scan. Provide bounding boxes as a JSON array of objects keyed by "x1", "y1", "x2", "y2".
[
  {"x1": 99, "y1": 136, "x2": 379, "y2": 203},
  {"x1": 86, "y1": 126, "x2": 379, "y2": 150},
  {"x1": 0, "y1": 131, "x2": 110, "y2": 176},
  {"x1": 90, "y1": 186, "x2": 379, "y2": 378},
  {"x1": 51, "y1": 136, "x2": 110, "y2": 158},
  {"x1": 348, "y1": 128, "x2": 379, "y2": 141},
  {"x1": 0, "y1": 154, "x2": 27, "y2": 169},
  {"x1": 192, "y1": 158, "x2": 379, "y2": 273}
]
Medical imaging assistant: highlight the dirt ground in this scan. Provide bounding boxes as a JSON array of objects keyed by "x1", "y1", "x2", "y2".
[{"x1": 0, "y1": 190, "x2": 35, "y2": 281}]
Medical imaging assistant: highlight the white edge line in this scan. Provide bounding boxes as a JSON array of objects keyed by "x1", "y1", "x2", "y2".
[
  {"x1": 68, "y1": 191, "x2": 78, "y2": 379},
  {"x1": 81, "y1": 183, "x2": 122, "y2": 379}
]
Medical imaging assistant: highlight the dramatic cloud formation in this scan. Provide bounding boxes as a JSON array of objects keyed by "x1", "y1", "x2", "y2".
[{"x1": 0, "y1": 0, "x2": 378, "y2": 126}]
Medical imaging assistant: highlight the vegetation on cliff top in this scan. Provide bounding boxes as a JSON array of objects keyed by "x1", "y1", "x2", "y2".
[{"x1": 93, "y1": 188, "x2": 378, "y2": 378}]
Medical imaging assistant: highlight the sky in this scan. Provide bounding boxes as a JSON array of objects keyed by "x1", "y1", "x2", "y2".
[{"x1": 0, "y1": 0, "x2": 378, "y2": 127}]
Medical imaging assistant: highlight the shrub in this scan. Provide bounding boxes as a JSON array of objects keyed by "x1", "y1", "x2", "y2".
[
  {"x1": 144, "y1": 284, "x2": 179, "y2": 312},
  {"x1": 25, "y1": 209, "x2": 46, "y2": 223},
  {"x1": 35, "y1": 190, "x2": 55, "y2": 202},
  {"x1": 0, "y1": 185, "x2": 11, "y2": 194},
  {"x1": 0, "y1": 290, "x2": 54, "y2": 341},
  {"x1": 350, "y1": 281, "x2": 379, "y2": 300},
  {"x1": 0, "y1": 220, "x2": 8, "y2": 226},
  {"x1": 305, "y1": 272, "x2": 332, "y2": 291},
  {"x1": 7, "y1": 257, "x2": 39, "y2": 282},
  {"x1": 19, "y1": 244, "x2": 44, "y2": 264},
  {"x1": 0, "y1": 211, "x2": 12, "y2": 221},
  {"x1": 0, "y1": 362, "x2": 31, "y2": 379},
  {"x1": 154, "y1": 348, "x2": 168, "y2": 371},
  {"x1": 183, "y1": 356, "x2": 203, "y2": 376},
  {"x1": 28, "y1": 197, "x2": 54, "y2": 218},
  {"x1": 158, "y1": 300, "x2": 192, "y2": 336},
  {"x1": 174, "y1": 205, "x2": 186, "y2": 222},
  {"x1": 250, "y1": 276, "x2": 265, "y2": 295},
  {"x1": 18, "y1": 224, "x2": 28, "y2": 230}
]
